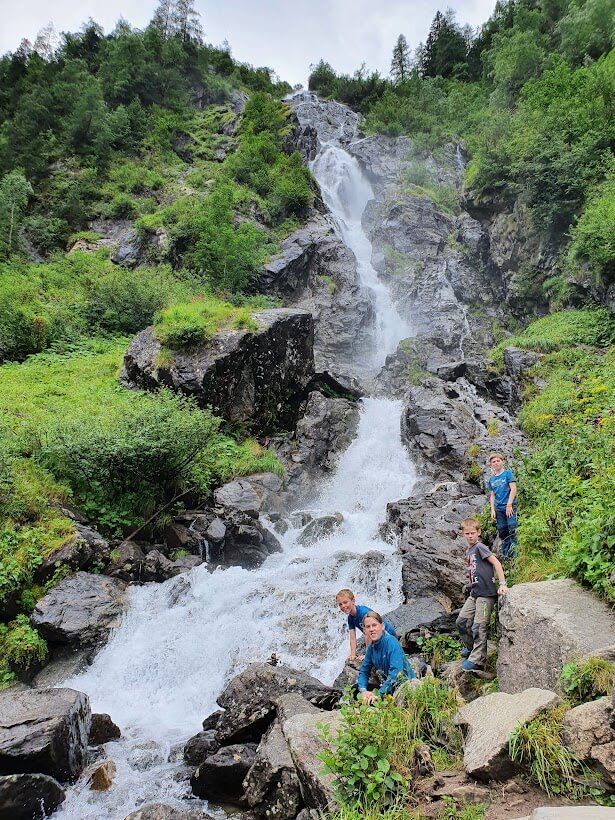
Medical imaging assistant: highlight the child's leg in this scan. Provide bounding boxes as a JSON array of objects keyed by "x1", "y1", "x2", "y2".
[
  {"x1": 455, "y1": 596, "x2": 477, "y2": 652},
  {"x1": 467, "y1": 596, "x2": 496, "y2": 667},
  {"x1": 504, "y1": 507, "x2": 518, "y2": 558},
  {"x1": 495, "y1": 508, "x2": 512, "y2": 557}
]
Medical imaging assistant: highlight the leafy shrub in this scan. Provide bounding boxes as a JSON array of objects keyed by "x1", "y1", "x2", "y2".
[
  {"x1": 416, "y1": 634, "x2": 461, "y2": 669},
  {"x1": 560, "y1": 658, "x2": 615, "y2": 706},
  {"x1": 567, "y1": 166, "x2": 615, "y2": 285},
  {"x1": 0, "y1": 615, "x2": 48, "y2": 688},
  {"x1": 319, "y1": 679, "x2": 462, "y2": 808}
]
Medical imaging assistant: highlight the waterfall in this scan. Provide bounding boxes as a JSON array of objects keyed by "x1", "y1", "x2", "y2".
[{"x1": 55, "y1": 105, "x2": 416, "y2": 819}]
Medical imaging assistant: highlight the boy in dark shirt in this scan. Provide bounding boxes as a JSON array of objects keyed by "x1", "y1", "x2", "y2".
[{"x1": 456, "y1": 518, "x2": 508, "y2": 671}]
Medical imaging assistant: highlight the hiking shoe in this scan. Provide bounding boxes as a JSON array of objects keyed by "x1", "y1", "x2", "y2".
[
  {"x1": 461, "y1": 648, "x2": 471, "y2": 659},
  {"x1": 461, "y1": 659, "x2": 484, "y2": 672}
]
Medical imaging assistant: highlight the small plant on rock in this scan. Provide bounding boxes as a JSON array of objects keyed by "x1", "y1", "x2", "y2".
[
  {"x1": 416, "y1": 634, "x2": 462, "y2": 670},
  {"x1": 560, "y1": 657, "x2": 614, "y2": 706}
]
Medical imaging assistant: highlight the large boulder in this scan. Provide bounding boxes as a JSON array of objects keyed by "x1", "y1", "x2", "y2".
[
  {"x1": 497, "y1": 580, "x2": 615, "y2": 694},
  {"x1": 454, "y1": 688, "x2": 560, "y2": 781},
  {"x1": 281, "y1": 710, "x2": 340, "y2": 811},
  {"x1": 183, "y1": 731, "x2": 219, "y2": 767},
  {"x1": 0, "y1": 773, "x2": 65, "y2": 820},
  {"x1": 190, "y1": 742, "x2": 257, "y2": 803},
  {"x1": 215, "y1": 664, "x2": 340, "y2": 745},
  {"x1": 31, "y1": 572, "x2": 126, "y2": 645},
  {"x1": 562, "y1": 698, "x2": 615, "y2": 786},
  {"x1": 214, "y1": 473, "x2": 284, "y2": 516},
  {"x1": 121, "y1": 309, "x2": 315, "y2": 435},
  {"x1": 0, "y1": 687, "x2": 91, "y2": 781},
  {"x1": 243, "y1": 721, "x2": 303, "y2": 819}
]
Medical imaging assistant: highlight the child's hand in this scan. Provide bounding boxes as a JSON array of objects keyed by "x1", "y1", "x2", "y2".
[
  {"x1": 491, "y1": 509, "x2": 496, "y2": 520},
  {"x1": 360, "y1": 691, "x2": 377, "y2": 705},
  {"x1": 497, "y1": 584, "x2": 508, "y2": 595},
  {"x1": 505, "y1": 503, "x2": 514, "y2": 517},
  {"x1": 348, "y1": 654, "x2": 356, "y2": 661}
]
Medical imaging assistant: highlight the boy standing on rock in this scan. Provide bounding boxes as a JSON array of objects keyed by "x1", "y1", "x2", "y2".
[
  {"x1": 456, "y1": 518, "x2": 508, "y2": 672},
  {"x1": 488, "y1": 451, "x2": 518, "y2": 558}
]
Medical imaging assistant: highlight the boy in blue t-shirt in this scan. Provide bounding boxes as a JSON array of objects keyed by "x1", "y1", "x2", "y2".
[
  {"x1": 488, "y1": 452, "x2": 518, "y2": 558},
  {"x1": 335, "y1": 588, "x2": 396, "y2": 661}
]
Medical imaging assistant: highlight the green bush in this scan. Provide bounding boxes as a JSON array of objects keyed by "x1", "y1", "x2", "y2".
[
  {"x1": 0, "y1": 615, "x2": 48, "y2": 688},
  {"x1": 567, "y1": 166, "x2": 615, "y2": 285}
]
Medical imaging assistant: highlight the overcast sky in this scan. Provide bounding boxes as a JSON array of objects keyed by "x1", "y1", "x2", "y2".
[{"x1": 0, "y1": 0, "x2": 496, "y2": 87}]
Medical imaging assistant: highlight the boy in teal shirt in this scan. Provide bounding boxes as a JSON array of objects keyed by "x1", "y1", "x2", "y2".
[{"x1": 488, "y1": 451, "x2": 518, "y2": 558}]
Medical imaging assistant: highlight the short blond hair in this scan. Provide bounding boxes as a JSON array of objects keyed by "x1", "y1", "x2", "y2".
[
  {"x1": 461, "y1": 518, "x2": 480, "y2": 530},
  {"x1": 489, "y1": 452, "x2": 505, "y2": 462},
  {"x1": 335, "y1": 588, "x2": 355, "y2": 602}
]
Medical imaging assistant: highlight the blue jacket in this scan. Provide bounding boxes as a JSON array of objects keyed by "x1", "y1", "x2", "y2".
[{"x1": 357, "y1": 631, "x2": 414, "y2": 695}]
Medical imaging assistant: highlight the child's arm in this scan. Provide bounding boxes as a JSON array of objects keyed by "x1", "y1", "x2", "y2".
[
  {"x1": 490, "y1": 489, "x2": 496, "y2": 520},
  {"x1": 348, "y1": 629, "x2": 358, "y2": 661},
  {"x1": 506, "y1": 481, "x2": 517, "y2": 517},
  {"x1": 487, "y1": 554, "x2": 508, "y2": 595}
]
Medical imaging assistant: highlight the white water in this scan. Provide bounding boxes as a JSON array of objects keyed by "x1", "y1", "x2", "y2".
[
  {"x1": 56, "y1": 113, "x2": 417, "y2": 819},
  {"x1": 311, "y1": 144, "x2": 412, "y2": 369}
]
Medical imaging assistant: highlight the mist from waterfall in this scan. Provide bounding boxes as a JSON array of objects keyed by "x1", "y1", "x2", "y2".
[{"x1": 55, "y1": 104, "x2": 417, "y2": 819}]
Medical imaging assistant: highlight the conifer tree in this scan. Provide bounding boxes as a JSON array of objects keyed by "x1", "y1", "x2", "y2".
[
  {"x1": 390, "y1": 34, "x2": 411, "y2": 83},
  {"x1": 172, "y1": 0, "x2": 203, "y2": 44}
]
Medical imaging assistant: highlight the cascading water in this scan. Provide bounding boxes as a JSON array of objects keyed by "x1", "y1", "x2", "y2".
[
  {"x1": 311, "y1": 145, "x2": 411, "y2": 370},
  {"x1": 55, "y1": 103, "x2": 417, "y2": 819}
]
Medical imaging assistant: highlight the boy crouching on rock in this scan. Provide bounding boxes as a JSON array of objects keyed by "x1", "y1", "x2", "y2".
[{"x1": 456, "y1": 518, "x2": 508, "y2": 672}]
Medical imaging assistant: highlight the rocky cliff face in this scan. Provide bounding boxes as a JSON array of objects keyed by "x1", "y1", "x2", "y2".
[{"x1": 122, "y1": 308, "x2": 315, "y2": 435}]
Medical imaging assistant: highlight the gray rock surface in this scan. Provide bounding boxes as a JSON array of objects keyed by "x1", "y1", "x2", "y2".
[
  {"x1": 0, "y1": 773, "x2": 65, "y2": 820},
  {"x1": 122, "y1": 309, "x2": 315, "y2": 435},
  {"x1": 297, "y1": 514, "x2": 343, "y2": 546},
  {"x1": 34, "y1": 524, "x2": 110, "y2": 584},
  {"x1": 216, "y1": 663, "x2": 340, "y2": 745},
  {"x1": 531, "y1": 810, "x2": 615, "y2": 819},
  {"x1": 31, "y1": 572, "x2": 126, "y2": 645},
  {"x1": 384, "y1": 599, "x2": 447, "y2": 641},
  {"x1": 89, "y1": 713, "x2": 121, "y2": 745},
  {"x1": 281, "y1": 710, "x2": 340, "y2": 811},
  {"x1": 455, "y1": 688, "x2": 560, "y2": 781},
  {"x1": 214, "y1": 473, "x2": 284, "y2": 515},
  {"x1": 183, "y1": 731, "x2": 219, "y2": 766},
  {"x1": 498, "y1": 580, "x2": 615, "y2": 694},
  {"x1": 190, "y1": 742, "x2": 257, "y2": 802},
  {"x1": 562, "y1": 698, "x2": 613, "y2": 761},
  {"x1": 0, "y1": 687, "x2": 91, "y2": 781},
  {"x1": 243, "y1": 721, "x2": 302, "y2": 819}
]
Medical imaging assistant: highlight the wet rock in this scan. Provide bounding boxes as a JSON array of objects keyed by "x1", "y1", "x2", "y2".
[
  {"x1": 214, "y1": 473, "x2": 283, "y2": 515},
  {"x1": 202, "y1": 710, "x2": 223, "y2": 731},
  {"x1": 87, "y1": 759, "x2": 116, "y2": 790},
  {"x1": 291, "y1": 95, "x2": 361, "y2": 148},
  {"x1": 110, "y1": 228, "x2": 143, "y2": 268},
  {"x1": 0, "y1": 687, "x2": 91, "y2": 781},
  {"x1": 171, "y1": 555, "x2": 203, "y2": 573},
  {"x1": 183, "y1": 731, "x2": 219, "y2": 766},
  {"x1": 164, "y1": 523, "x2": 196, "y2": 552},
  {"x1": 106, "y1": 542, "x2": 147, "y2": 582},
  {"x1": 216, "y1": 663, "x2": 340, "y2": 745},
  {"x1": 219, "y1": 510, "x2": 282, "y2": 569},
  {"x1": 190, "y1": 742, "x2": 257, "y2": 803},
  {"x1": 0, "y1": 773, "x2": 65, "y2": 820},
  {"x1": 124, "y1": 805, "x2": 216, "y2": 820},
  {"x1": 454, "y1": 688, "x2": 560, "y2": 780},
  {"x1": 243, "y1": 721, "x2": 302, "y2": 819},
  {"x1": 141, "y1": 550, "x2": 180, "y2": 583},
  {"x1": 497, "y1": 580, "x2": 615, "y2": 694},
  {"x1": 31, "y1": 647, "x2": 94, "y2": 688},
  {"x1": 252, "y1": 215, "x2": 373, "y2": 378},
  {"x1": 503, "y1": 346, "x2": 542, "y2": 378},
  {"x1": 297, "y1": 514, "x2": 343, "y2": 546},
  {"x1": 89, "y1": 713, "x2": 121, "y2": 746},
  {"x1": 281, "y1": 710, "x2": 340, "y2": 811},
  {"x1": 332, "y1": 659, "x2": 362, "y2": 691},
  {"x1": 121, "y1": 309, "x2": 315, "y2": 436},
  {"x1": 384, "y1": 599, "x2": 447, "y2": 642},
  {"x1": 127, "y1": 741, "x2": 165, "y2": 771},
  {"x1": 31, "y1": 572, "x2": 126, "y2": 646}
]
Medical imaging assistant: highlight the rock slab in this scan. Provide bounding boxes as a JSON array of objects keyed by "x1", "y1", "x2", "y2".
[
  {"x1": 281, "y1": 710, "x2": 340, "y2": 811},
  {"x1": 243, "y1": 721, "x2": 302, "y2": 820},
  {"x1": 455, "y1": 688, "x2": 560, "y2": 781},
  {"x1": 498, "y1": 580, "x2": 615, "y2": 694},
  {"x1": 31, "y1": 572, "x2": 126, "y2": 645},
  {"x1": 0, "y1": 687, "x2": 91, "y2": 781}
]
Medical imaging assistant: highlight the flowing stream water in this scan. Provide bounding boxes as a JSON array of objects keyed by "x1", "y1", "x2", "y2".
[{"x1": 56, "y1": 107, "x2": 417, "y2": 819}]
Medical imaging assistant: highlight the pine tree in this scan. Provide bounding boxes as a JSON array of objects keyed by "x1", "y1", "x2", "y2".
[
  {"x1": 172, "y1": 0, "x2": 203, "y2": 44},
  {"x1": 419, "y1": 9, "x2": 468, "y2": 78},
  {"x1": 390, "y1": 34, "x2": 411, "y2": 83},
  {"x1": 151, "y1": 0, "x2": 174, "y2": 39}
]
